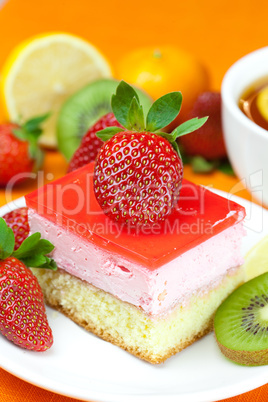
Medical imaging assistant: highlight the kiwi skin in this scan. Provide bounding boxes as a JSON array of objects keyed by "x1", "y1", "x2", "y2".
[
  {"x1": 214, "y1": 272, "x2": 268, "y2": 366},
  {"x1": 216, "y1": 341, "x2": 268, "y2": 366}
]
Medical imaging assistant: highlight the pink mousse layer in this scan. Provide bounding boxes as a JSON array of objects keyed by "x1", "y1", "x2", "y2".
[{"x1": 28, "y1": 208, "x2": 245, "y2": 316}]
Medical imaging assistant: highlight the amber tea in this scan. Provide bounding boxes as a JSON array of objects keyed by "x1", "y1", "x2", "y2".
[{"x1": 239, "y1": 77, "x2": 268, "y2": 131}]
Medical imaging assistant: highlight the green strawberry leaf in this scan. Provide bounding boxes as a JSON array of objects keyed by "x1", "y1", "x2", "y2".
[
  {"x1": 21, "y1": 254, "x2": 57, "y2": 270},
  {"x1": 127, "y1": 97, "x2": 145, "y2": 131},
  {"x1": 40, "y1": 256, "x2": 57, "y2": 270},
  {"x1": 27, "y1": 132, "x2": 44, "y2": 162},
  {"x1": 0, "y1": 217, "x2": 15, "y2": 260},
  {"x1": 170, "y1": 117, "x2": 208, "y2": 140},
  {"x1": 21, "y1": 254, "x2": 47, "y2": 267},
  {"x1": 28, "y1": 136, "x2": 38, "y2": 159},
  {"x1": 12, "y1": 113, "x2": 50, "y2": 141},
  {"x1": 146, "y1": 92, "x2": 182, "y2": 132},
  {"x1": 12, "y1": 128, "x2": 28, "y2": 141},
  {"x1": 34, "y1": 238, "x2": 55, "y2": 255},
  {"x1": 191, "y1": 156, "x2": 218, "y2": 173},
  {"x1": 13, "y1": 232, "x2": 56, "y2": 270},
  {"x1": 171, "y1": 141, "x2": 182, "y2": 159},
  {"x1": 12, "y1": 114, "x2": 48, "y2": 162},
  {"x1": 13, "y1": 233, "x2": 54, "y2": 259},
  {"x1": 23, "y1": 112, "x2": 50, "y2": 134},
  {"x1": 157, "y1": 131, "x2": 173, "y2": 142},
  {"x1": 13, "y1": 232, "x2": 41, "y2": 258},
  {"x1": 0, "y1": 216, "x2": 56, "y2": 270},
  {"x1": 29, "y1": 128, "x2": 42, "y2": 137},
  {"x1": 111, "y1": 81, "x2": 142, "y2": 128},
  {"x1": 218, "y1": 160, "x2": 235, "y2": 176},
  {"x1": 96, "y1": 126, "x2": 124, "y2": 141},
  {"x1": 32, "y1": 146, "x2": 44, "y2": 170}
]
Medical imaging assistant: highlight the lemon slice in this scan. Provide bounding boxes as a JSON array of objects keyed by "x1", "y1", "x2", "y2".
[
  {"x1": 1, "y1": 33, "x2": 112, "y2": 148},
  {"x1": 256, "y1": 85, "x2": 268, "y2": 122},
  {"x1": 244, "y1": 235, "x2": 268, "y2": 280}
]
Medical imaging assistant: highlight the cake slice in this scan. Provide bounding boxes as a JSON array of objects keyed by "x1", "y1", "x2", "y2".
[{"x1": 25, "y1": 162, "x2": 246, "y2": 364}]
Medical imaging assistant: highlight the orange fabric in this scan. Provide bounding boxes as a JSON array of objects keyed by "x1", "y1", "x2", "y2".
[
  {"x1": 0, "y1": 367, "x2": 268, "y2": 402},
  {"x1": 0, "y1": 0, "x2": 267, "y2": 400}
]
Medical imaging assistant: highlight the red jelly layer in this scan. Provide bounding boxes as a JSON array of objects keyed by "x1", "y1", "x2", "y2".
[{"x1": 25, "y1": 162, "x2": 245, "y2": 269}]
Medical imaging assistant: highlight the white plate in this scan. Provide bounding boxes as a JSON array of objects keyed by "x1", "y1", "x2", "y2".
[{"x1": 0, "y1": 191, "x2": 268, "y2": 402}]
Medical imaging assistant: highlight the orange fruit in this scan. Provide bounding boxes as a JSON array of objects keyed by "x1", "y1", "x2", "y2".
[{"x1": 115, "y1": 45, "x2": 210, "y2": 125}]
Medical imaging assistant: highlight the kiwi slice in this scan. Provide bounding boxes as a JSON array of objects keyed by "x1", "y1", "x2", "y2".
[
  {"x1": 57, "y1": 78, "x2": 152, "y2": 160},
  {"x1": 214, "y1": 272, "x2": 268, "y2": 366}
]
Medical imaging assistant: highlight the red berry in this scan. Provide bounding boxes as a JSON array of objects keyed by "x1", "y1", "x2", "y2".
[
  {"x1": 3, "y1": 207, "x2": 29, "y2": 250},
  {"x1": 67, "y1": 113, "x2": 123, "y2": 173},
  {"x1": 94, "y1": 131, "x2": 183, "y2": 226},
  {"x1": 179, "y1": 92, "x2": 227, "y2": 160},
  {"x1": 0, "y1": 124, "x2": 35, "y2": 186},
  {"x1": 0, "y1": 257, "x2": 53, "y2": 351}
]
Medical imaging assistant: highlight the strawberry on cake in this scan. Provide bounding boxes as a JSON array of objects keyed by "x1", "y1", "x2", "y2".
[{"x1": 25, "y1": 82, "x2": 246, "y2": 363}]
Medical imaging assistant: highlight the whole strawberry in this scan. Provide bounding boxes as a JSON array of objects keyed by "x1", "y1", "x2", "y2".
[
  {"x1": 0, "y1": 217, "x2": 56, "y2": 351},
  {"x1": 3, "y1": 207, "x2": 29, "y2": 250},
  {"x1": 179, "y1": 92, "x2": 227, "y2": 160},
  {"x1": 67, "y1": 113, "x2": 122, "y2": 173},
  {"x1": 0, "y1": 114, "x2": 49, "y2": 186},
  {"x1": 94, "y1": 81, "x2": 207, "y2": 226}
]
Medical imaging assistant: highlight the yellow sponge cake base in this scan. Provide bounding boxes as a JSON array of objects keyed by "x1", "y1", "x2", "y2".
[{"x1": 31, "y1": 267, "x2": 245, "y2": 364}]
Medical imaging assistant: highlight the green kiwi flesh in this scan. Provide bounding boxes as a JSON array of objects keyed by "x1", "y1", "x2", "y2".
[
  {"x1": 57, "y1": 78, "x2": 153, "y2": 160},
  {"x1": 214, "y1": 272, "x2": 268, "y2": 366}
]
